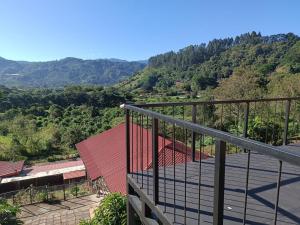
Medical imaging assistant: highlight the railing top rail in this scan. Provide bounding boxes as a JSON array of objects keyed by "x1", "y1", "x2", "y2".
[
  {"x1": 134, "y1": 96, "x2": 300, "y2": 108},
  {"x1": 125, "y1": 104, "x2": 300, "y2": 166}
]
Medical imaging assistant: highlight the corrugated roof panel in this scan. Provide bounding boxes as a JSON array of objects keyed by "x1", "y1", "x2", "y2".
[{"x1": 76, "y1": 123, "x2": 208, "y2": 194}]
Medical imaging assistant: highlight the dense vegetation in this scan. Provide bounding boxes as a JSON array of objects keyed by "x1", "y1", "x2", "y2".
[
  {"x1": 79, "y1": 193, "x2": 127, "y2": 225},
  {"x1": 0, "y1": 57, "x2": 146, "y2": 87},
  {"x1": 0, "y1": 32, "x2": 300, "y2": 163},
  {"x1": 0, "y1": 198, "x2": 20, "y2": 225},
  {"x1": 0, "y1": 85, "x2": 131, "y2": 162},
  {"x1": 119, "y1": 32, "x2": 300, "y2": 98}
]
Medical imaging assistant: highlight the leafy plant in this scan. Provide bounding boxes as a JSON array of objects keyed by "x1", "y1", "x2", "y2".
[
  {"x1": 36, "y1": 191, "x2": 48, "y2": 203},
  {"x1": 0, "y1": 198, "x2": 20, "y2": 225},
  {"x1": 70, "y1": 186, "x2": 79, "y2": 197},
  {"x1": 80, "y1": 193, "x2": 127, "y2": 225}
]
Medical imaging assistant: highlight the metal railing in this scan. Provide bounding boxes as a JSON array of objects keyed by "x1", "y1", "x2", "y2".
[
  {"x1": 135, "y1": 97, "x2": 300, "y2": 148},
  {"x1": 0, "y1": 180, "x2": 93, "y2": 206},
  {"x1": 125, "y1": 97, "x2": 300, "y2": 225}
]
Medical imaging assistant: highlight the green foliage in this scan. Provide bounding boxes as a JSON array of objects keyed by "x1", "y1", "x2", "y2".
[
  {"x1": 0, "y1": 86, "x2": 129, "y2": 162},
  {"x1": 213, "y1": 68, "x2": 263, "y2": 100},
  {"x1": 1, "y1": 32, "x2": 300, "y2": 163},
  {"x1": 36, "y1": 191, "x2": 48, "y2": 203},
  {"x1": 70, "y1": 186, "x2": 79, "y2": 196},
  {"x1": 140, "y1": 73, "x2": 159, "y2": 91},
  {"x1": 80, "y1": 193, "x2": 127, "y2": 225},
  {"x1": 267, "y1": 73, "x2": 300, "y2": 97},
  {"x1": 121, "y1": 32, "x2": 300, "y2": 96},
  {"x1": 0, "y1": 58, "x2": 146, "y2": 88},
  {"x1": 248, "y1": 116, "x2": 282, "y2": 145},
  {"x1": 0, "y1": 198, "x2": 20, "y2": 225}
]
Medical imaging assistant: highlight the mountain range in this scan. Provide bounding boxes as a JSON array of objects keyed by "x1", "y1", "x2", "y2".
[{"x1": 0, "y1": 57, "x2": 146, "y2": 87}]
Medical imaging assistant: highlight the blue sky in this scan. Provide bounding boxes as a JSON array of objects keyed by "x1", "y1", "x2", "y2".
[{"x1": 0, "y1": 0, "x2": 299, "y2": 61}]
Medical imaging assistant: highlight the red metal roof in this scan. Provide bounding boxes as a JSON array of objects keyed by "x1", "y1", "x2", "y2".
[
  {"x1": 63, "y1": 170, "x2": 86, "y2": 180},
  {"x1": 0, "y1": 160, "x2": 24, "y2": 178},
  {"x1": 23, "y1": 159, "x2": 84, "y2": 175},
  {"x1": 76, "y1": 123, "x2": 208, "y2": 194}
]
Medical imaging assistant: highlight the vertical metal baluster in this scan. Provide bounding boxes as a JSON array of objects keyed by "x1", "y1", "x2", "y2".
[
  {"x1": 202, "y1": 104, "x2": 205, "y2": 125},
  {"x1": 126, "y1": 110, "x2": 130, "y2": 175},
  {"x1": 265, "y1": 103, "x2": 270, "y2": 143},
  {"x1": 237, "y1": 103, "x2": 240, "y2": 135},
  {"x1": 234, "y1": 103, "x2": 238, "y2": 152},
  {"x1": 184, "y1": 129, "x2": 188, "y2": 224},
  {"x1": 147, "y1": 116, "x2": 149, "y2": 194},
  {"x1": 211, "y1": 137, "x2": 214, "y2": 156},
  {"x1": 152, "y1": 117, "x2": 159, "y2": 204},
  {"x1": 283, "y1": 100, "x2": 291, "y2": 145},
  {"x1": 173, "y1": 124, "x2": 176, "y2": 222},
  {"x1": 281, "y1": 101, "x2": 284, "y2": 144},
  {"x1": 260, "y1": 102, "x2": 265, "y2": 142},
  {"x1": 221, "y1": 104, "x2": 224, "y2": 130},
  {"x1": 274, "y1": 160, "x2": 282, "y2": 225},
  {"x1": 131, "y1": 112, "x2": 134, "y2": 177},
  {"x1": 163, "y1": 117, "x2": 167, "y2": 212},
  {"x1": 136, "y1": 114, "x2": 139, "y2": 184},
  {"x1": 198, "y1": 134, "x2": 203, "y2": 224},
  {"x1": 243, "y1": 102, "x2": 250, "y2": 153},
  {"x1": 243, "y1": 150, "x2": 251, "y2": 225},
  {"x1": 192, "y1": 104, "x2": 197, "y2": 161},
  {"x1": 212, "y1": 103, "x2": 216, "y2": 129},
  {"x1": 141, "y1": 115, "x2": 144, "y2": 188},
  {"x1": 292, "y1": 101, "x2": 296, "y2": 136},
  {"x1": 253, "y1": 102, "x2": 257, "y2": 139},
  {"x1": 272, "y1": 102, "x2": 277, "y2": 144},
  {"x1": 173, "y1": 105, "x2": 175, "y2": 119},
  {"x1": 228, "y1": 104, "x2": 232, "y2": 153},
  {"x1": 236, "y1": 103, "x2": 240, "y2": 152}
]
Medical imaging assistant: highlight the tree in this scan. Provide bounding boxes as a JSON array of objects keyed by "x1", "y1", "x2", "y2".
[
  {"x1": 141, "y1": 74, "x2": 158, "y2": 91},
  {"x1": 213, "y1": 68, "x2": 263, "y2": 100},
  {"x1": 267, "y1": 73, "x2": 300, "y2": 97}
]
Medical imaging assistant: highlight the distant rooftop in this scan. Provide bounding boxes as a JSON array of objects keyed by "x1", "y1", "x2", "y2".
[
  {"x1": 1, "y1": 159, "x2": 85, "y2": 184},
  {"x1": 0, "y1": 160, "x2": 24, "y2": 178}
]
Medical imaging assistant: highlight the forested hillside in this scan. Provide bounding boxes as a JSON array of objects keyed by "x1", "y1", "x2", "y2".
[
  {"x1": 119, "y1": 32, "x2": 300, "y2": 98},
  {"x1": 0, "y1": 57, "x2": 146, "y2": 87},
  {"x1": 0, "y1": 85, "x2": 131, "y2": 162},
  {"x1": 1, "y1": 32, "x2": 300, "y2": 163}
]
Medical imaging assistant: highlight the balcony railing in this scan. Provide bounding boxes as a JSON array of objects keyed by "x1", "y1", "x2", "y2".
[{"x1": 125, "y1": 97, "x2": 300, "y2": 225}]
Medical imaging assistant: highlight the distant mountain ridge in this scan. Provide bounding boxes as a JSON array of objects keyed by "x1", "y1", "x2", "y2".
[{"x1": 0, "y1": 57, "x2": 146, "y2": 87}]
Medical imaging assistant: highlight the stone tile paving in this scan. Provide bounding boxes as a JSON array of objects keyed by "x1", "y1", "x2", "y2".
[{"x1": 18, "y1": 195, "x2": 102, "y2": 225}]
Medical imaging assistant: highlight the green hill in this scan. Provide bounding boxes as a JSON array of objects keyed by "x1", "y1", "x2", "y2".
[
  {"x1": 0, "y1": 57, "x2": 146, "y2": 87},
  {"x1": 119, "y1": 32, "x2": 300, "y2": 97}
]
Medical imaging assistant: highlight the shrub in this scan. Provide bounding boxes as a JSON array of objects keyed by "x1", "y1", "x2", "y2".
[
  {"x1": 36, "y1": 191, "x2": 48, "y2": 202},
  {"x1": 0, "y1": 198, "x2": 20, "y2": 225},
  {"x1": 70, "y1": 186, "x2": 79, "y2": 196},
  {"x1": 80, "y1": 193, "x2": 127, "y2": 225}
]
